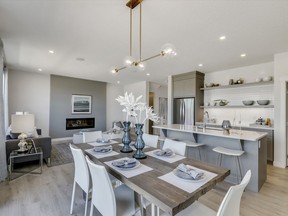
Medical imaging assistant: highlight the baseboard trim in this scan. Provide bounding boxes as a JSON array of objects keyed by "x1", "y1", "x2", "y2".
[{"x1": 273, "y1": 161, "x2": 287, "y2": 168}]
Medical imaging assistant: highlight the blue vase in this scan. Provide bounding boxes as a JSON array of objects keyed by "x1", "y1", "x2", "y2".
[
  {"x1": 121, "y1": 121, "x2": 133, "y2": 153},
  {"x1": 133, "y1": 123, "x2": 147, "y2": 159}
]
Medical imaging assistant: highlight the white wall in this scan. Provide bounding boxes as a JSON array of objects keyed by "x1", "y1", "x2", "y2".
[
  {"x1": 8, "y1": 70, "x2": 50, "y2": 136},
  {"x1": 204, "y1": 62, "x2": 274, "y2": 126},
  {"x1": 106, "y1": 83, "x2": 124, "y2": 130},
  {"x1": 124, "y1": 81, "x2": 149, "y2": 132},
  {"x1": 274, "y1": 52, "x2": 288, "y2": 168}
]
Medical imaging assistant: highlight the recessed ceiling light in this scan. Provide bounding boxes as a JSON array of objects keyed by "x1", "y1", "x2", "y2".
[
  {"x1": 76, "y1": 57, "x2": 85, "y2": 61},
  {"x1": 48, "y1": 50, "x2": 54, "y2": 54},
  {"x1": 219, "y1": 35, "x2": 226, "y2": 40},
  {"x1": 146, "y1": 73, "x2": 150, "y2": 76},
  {"x1": 198, "y1": 64, "x2": 203, "y2": 67},
  {"x1": 240, "y1": 53, "x2": 246, "y2": 57},
  {"x1": 117, "y1": 81, "x2": 120, "y2": 84},
  {"x1": 38, "y1": 68, "x2": 42, "y2": 72}
]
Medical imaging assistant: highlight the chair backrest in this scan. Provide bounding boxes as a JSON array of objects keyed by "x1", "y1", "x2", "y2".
[
  {"x1": 82, "y1": 131, "x2": 102, "y2": 143},
  {"x1": 163, "y1": 138, "x2": 186, "y2": 156},
  {"x1": 143, "y1": 133, "x2": 159, "y2": 148},
  {"x1": 217, "y1": 170, "x2": 252, "y2": 216},
  {"x1": 69, "y1": 144, "x2": 90, "y2": 192},
  {"x1": 85, "y1": 156, "x2": 117, "y2": 216}
]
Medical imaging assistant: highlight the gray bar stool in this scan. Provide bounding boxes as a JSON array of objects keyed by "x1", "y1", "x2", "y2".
[
  {"x1": 213, "y1": 146, "x2": 245, "y2": 183},
  {"x1": 183, "y1": 140, "x2": 205, "y2": 160}
]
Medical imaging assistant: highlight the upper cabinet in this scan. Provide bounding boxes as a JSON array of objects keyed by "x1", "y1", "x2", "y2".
[{"x1": 173, "y1": 71, "x2": 205, "y2": 98}]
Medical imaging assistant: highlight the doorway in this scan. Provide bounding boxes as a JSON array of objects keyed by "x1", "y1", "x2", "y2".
[
  {"x1": 148, "y1": 92, "x2": 154, "y2": 134},
  {"x1": 286, "y1": 82, "x2": 288, "y2": 166}
]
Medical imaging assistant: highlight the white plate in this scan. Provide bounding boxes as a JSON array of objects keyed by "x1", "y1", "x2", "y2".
[
  {"x1": 172, "y1": 169, "x2": 205, "y2": 183},
  {"x1": 112, "y1": 160, "x2": 141, "y2": 170},
  {"x1": 153, "y1": 150, "x2": 175, "y2": 158}
]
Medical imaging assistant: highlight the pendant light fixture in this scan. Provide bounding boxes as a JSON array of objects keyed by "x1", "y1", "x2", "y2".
[{"x1": 110, "y1": 0, "x2": 177, "y2": 74}]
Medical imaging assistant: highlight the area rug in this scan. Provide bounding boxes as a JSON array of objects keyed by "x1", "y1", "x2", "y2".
[{"x1": 50, "y1": 143, "x2": 73, "y2": 167}]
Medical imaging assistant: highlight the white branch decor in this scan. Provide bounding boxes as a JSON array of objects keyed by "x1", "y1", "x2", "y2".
[{"x1": 116, "y1": 92, "x2": 159, "y2": 124}]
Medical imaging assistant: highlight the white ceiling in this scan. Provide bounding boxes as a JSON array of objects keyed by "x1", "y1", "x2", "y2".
[{"x1": 0, "y1": 0, "x2": 288, "y2": 85}]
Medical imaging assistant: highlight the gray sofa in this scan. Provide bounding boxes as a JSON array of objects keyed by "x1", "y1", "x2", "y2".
[{"x1": 5, "y1": 137, "x2": 52, "y2": 166}]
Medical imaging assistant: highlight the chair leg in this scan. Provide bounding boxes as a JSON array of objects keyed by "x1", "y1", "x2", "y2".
[
  {"x1": 90, "y1": 202, "x2": 94, "y2": 216},
  {"x1": 151, "y1": 203, "x2": 155, "y2": 216},
  {"x1": 70, "y1": 181, "x2": 76, "y2": 214},
  {"x1": 237, "y1": 156, "x2": 243, "y2": 183},
  {"x1": 84, "y1": 191, "x2": 89, "y2": 216}
]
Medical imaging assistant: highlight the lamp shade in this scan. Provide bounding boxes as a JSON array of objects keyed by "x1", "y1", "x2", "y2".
[{"x1": 11, "y1": 114, "x2": 35, "y2": 134}]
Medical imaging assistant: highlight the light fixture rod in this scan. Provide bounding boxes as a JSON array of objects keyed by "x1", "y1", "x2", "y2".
[
  {"x1": 130, "y1": 1, "x2": 132, "y2": 56},
  {"x1": 142, "y1": 53, "x2": 162, "y2": 62},
  {"x1": 139, "y1": 2, "x2": 142, "y2": 61}
]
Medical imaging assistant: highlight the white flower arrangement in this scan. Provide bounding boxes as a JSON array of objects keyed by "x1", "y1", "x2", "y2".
[{"x1": 116, "y1": 92, "x2": 159, "y2": 124}]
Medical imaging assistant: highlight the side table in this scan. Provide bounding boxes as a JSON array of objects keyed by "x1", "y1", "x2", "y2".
[{"x1": 8, "y1": 147, "x2": 43, "y2": 180}]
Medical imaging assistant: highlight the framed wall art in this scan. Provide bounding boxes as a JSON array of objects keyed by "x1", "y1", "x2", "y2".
[{"x1": 72, "y1": 94, "x2": 92, "y2": 114}]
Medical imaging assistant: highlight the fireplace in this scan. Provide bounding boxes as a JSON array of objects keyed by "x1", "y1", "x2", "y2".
[{"x1": 66, "y1": 118, "x2": 95, "y2": 130}]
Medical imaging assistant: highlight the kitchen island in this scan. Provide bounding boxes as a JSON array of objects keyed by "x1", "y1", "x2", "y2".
[{"x1": 153, "y1": 124, "x2": 267, "y2": 192}]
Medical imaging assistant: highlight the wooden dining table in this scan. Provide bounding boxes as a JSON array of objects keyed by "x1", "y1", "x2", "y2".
[{"x1": 75, "y1": 140, "x2": 230, "y2": 216}]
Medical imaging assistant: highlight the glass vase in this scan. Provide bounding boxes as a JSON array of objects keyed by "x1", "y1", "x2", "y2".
[
  {"x1": 121, "y1": 121, "x2": 133, "y2": 153},
  {"x1": 133, "y1": 123, "x2": 147, "y2": 159}
]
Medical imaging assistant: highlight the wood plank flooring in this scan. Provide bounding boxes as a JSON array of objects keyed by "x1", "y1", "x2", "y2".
[{"x1": 0, "y1": 163, "x2": 287, "y2": 216}]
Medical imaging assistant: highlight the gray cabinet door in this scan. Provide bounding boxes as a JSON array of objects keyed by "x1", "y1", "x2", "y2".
[{"x1": 173, "y1": 79, "x2": 196, "y2": 98}]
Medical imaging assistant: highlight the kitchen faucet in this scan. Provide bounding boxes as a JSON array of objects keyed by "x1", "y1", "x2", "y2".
[{"x1": 203, "y1": 111, "x2": 210, "y2": 128}]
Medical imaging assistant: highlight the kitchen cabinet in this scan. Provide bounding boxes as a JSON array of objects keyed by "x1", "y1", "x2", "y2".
[
  {"x1": 244, "y1": 127, "x2": 274, "y2": 162},
  {"x1": 173, "y1": 71, "x2": 204, "y2": 122}
]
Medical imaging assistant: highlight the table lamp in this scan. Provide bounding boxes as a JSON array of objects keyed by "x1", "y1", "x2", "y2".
[{"x1": 10, "y1": 113, "x2": 35, "y2": 152}]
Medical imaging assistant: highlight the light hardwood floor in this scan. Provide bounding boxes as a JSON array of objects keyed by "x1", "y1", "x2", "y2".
[{"x1": 0, "y1": 163, "x2": 287, "y2": 216}]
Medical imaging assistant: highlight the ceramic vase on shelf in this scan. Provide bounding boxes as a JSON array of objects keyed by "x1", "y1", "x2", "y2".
[
  {"x1": 133, "y1": 123, "x2": 147, "y2": 159},
  {"x1": 121, "y1": 121, "x2": 133, "y2": 153}
]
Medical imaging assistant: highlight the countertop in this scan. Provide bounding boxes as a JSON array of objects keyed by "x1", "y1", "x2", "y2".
[
  {"x1": 153, "y1": 124, "x2": 267, "y2": 141},
  {"x1": 195, "y1": 122, "x2": 274, "y2": 131}
]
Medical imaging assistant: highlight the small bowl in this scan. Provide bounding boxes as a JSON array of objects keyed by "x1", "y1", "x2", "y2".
[
  {"x1": 255, "y1": 78, "x2": 262, "y2": 82},
  {"x1": 263, "y1": 76, "x2": 272, "y2": 82},
  {"x1": 205, "y1": 83, "x2": 214, "y2": 88},
  {"x1": 257, "y1": 100, "x2": 270, "y2": 105},
  {"x1": 242, "y1": 100, "x2": 254, "y2": 106}
]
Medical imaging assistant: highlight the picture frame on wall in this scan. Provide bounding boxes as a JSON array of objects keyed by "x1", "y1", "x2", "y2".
[{"x1": 72, "y1": 94, "x2": 92, "y2": 114}]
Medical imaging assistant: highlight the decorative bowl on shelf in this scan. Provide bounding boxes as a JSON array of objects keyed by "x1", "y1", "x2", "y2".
[
  {"x1": 257, "y1": 100, "x2": 270, "y2": 105},
  {"x1": 242, "y1": 100, "x2": 254, "y2": 106},
  {"x1": 263, "y1": 76, "x2": 272, "y2": 82},
  {"x1": 205, "y1": 83, "x2": 214, "y2": 87}
]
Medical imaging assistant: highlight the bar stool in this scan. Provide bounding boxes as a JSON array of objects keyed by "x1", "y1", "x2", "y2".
[
  {"x1": 213, "y1": 146, "x2": 245, "y2": 183},
  {"x1": 183, "y1": 140, "x2": 205, "y2": 160}
]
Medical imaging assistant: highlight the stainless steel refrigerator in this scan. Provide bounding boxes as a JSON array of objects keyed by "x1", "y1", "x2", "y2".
[{"x1": 173, "y1": 98, "x2": 195, "y2": 125}]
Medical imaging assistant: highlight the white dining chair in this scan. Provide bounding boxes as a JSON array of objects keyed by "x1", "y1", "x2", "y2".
[
  {"x1": 162, "y1": 138, "x2": 187, "y2": 156},
  {"x1": 143, "y1": 133, "x2": 159, "y2": 148},
  {"x1": 82, "y1": 131, "x2": 102, "y2": 143},
  {"x1": 161, "y1": 170, "x2": 252, "y2": 216},
  {"x1": 85, "y1": 155, "x2": 137, "y2": 216},
  {"x1": 70, "y1": 144, "x2": 91, "y2": 216}
]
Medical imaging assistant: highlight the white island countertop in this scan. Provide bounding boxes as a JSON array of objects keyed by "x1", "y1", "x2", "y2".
[{"x1": 153, "y1": 124, "x2": 267, "y2": 141}]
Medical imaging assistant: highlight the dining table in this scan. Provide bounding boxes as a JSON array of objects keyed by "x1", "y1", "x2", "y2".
[{"x1": 75, "y1": 139, "x2": 230, "y2": 216}]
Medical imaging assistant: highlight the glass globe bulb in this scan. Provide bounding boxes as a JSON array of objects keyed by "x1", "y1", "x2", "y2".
[
  {"x1": 161, "y1": 43, "x2": 177, "y2": 58},
  {"x1": 136, "y1": 61, "x2": 146, "y2": 71},
  {"x1": 123, "y1": 56, "x2": 135, "y2": 67},
  {"x1": 110, "y1": 67, "x2": 118, "y2": 74}
]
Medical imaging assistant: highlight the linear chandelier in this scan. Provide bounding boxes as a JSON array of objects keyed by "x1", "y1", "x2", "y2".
[{"x1": 110, "y1": 0, "x2": 177, "y2": 74}]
